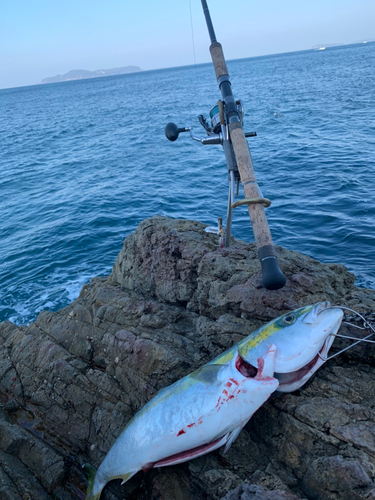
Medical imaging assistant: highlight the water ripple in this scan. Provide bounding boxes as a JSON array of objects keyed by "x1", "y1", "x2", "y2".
[{"x1": 1, "y1": 43, "x2": 374, "y2": 324}]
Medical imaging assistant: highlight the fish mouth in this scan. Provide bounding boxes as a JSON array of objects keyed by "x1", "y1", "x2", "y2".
[
  {"x1": 303, "y1": 300, "x2": 331, "y2": 324},
  {"x1": 273, "y1": 303, "x2": 343, "y2": 391},
  {"x1": 315, "y1": 301, "x2": 330, "y2": 315},
  {"x1": 274, "y1": 334, "x2": 332, "y2": 392}
]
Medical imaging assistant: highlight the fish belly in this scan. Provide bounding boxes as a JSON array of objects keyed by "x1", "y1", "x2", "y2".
[{"x1": 99, "y1": 360, "x2": 276, "y2": 482}]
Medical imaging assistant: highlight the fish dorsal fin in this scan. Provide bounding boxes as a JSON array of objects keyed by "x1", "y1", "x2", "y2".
[
  {"x1": 190, "y1": 364, "x2": 225, "y2": 386},
  {"x1": 222, "y1": 426, "x2": 243, "y2": 454}
]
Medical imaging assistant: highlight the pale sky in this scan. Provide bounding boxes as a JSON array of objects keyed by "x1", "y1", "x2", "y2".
[{"x1": 1, "y1": 0, "x2": 374, "y2": 90}]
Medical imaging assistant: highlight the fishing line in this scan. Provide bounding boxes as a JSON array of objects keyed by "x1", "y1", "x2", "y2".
[
  {"x1": 188, "y1": 0, "x2": 199, "y2": 103},
  {"x1": 320, "y1": 306, "x2": 375, "y2": 361},
  {"x1": 189, "y1": 0, "x2": 197, "y2": 66}
]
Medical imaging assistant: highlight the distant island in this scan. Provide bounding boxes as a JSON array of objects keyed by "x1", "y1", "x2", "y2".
[{"x1": 40, "y1": 66, "x2": 142, "y2": 84}]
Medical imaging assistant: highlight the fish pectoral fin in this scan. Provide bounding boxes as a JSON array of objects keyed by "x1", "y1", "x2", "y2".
[
  {"x1": 110, "y1": 470, "x2": 138, "y2": 486},
  {"x1": 120, "y1": 472, "x2": 132, "y2": 485},
  {"x1": 190, "y1": 364, "x2": 225, "y2": 386},
  {"x1": 222, "y1": 426, "x2": 243, "y2": 454}
]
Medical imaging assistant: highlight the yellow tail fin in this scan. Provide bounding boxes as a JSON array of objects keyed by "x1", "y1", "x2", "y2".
[{"x1": 83, "y1": 463, "x2": 102, "y2": 500}]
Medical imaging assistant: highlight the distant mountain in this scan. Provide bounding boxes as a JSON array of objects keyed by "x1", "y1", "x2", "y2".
[{"x1": 40, "y1": 66, "x2": 142, "y2": 84}]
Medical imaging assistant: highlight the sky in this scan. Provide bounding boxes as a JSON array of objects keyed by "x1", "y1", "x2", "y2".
[{"x1": 1, "y1": 0, "x2": 374, "y2": 90}]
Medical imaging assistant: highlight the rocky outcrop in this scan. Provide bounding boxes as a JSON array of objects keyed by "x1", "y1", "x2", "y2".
[
  {"x1": 0, "y1": 215, "x2": 374, "y2": 499},
  {"x1": 40, "y1": 66, "x2": 142, "y2": 84}
]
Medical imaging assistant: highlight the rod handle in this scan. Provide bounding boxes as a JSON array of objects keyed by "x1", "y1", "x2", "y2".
[
  {"x1": 229, "y1": 123, "x2": 286, "y2": 290},
  {"x1": 260, "y1": 256, "x2": 286, "y2": 290},
  {"x1": 209, "y1": 42, "x2": 229, "y2": 81}
]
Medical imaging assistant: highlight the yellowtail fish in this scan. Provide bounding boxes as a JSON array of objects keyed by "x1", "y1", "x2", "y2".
[
  {"x1": 85, "y1": 301, "x2": 343, "y2": 499},
  {"x1": 237, "y1": 301, "x2": 343, "y2": 392}
]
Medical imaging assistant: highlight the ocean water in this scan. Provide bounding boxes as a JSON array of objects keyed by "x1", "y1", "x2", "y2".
[{"x1": 1, "y1": 43, "x2": 374, "y2": 326}]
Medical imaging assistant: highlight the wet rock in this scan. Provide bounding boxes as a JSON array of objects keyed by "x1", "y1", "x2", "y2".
[{"x1": 0, "y1": 216, "x2": 374, "y2": 499}]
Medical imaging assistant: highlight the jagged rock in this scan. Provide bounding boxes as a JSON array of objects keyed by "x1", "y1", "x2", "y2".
[
  {"x1": 221, "y1": 483, "x2": 302, "y2": 499},
  {"x1": 302, "y1": 455, "x2": 371, "y2": 500},
  {"x1": 0, "y1": 215, "x2": 374, "y2": 499}
]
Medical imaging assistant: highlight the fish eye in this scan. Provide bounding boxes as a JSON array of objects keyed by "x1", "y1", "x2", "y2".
[{"x1": 283, "y1": 314, "x2": 295, "y2": 325}]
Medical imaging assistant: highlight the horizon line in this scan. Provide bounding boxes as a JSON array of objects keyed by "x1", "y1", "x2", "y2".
[{"x1": 1, "y1": 39, "x2": 374, "y2": 92}]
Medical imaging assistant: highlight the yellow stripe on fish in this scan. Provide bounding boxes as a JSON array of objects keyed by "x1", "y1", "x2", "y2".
[{"x1": 210, "y1": 305, "x2": 312, "y2": 365}]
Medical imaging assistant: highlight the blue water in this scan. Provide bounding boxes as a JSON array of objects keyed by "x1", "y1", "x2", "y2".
[{"x1": 1, "y1": 43, "x2": 375, "y2": 325}]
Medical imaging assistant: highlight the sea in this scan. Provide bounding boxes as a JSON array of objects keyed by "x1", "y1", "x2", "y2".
[{"x1": 1, "y1": 42, "x2": 374, "y2": 326}]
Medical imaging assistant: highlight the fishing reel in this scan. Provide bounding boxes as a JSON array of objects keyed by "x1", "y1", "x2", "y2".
[
  {"x1": 164, "y1": 0, "x2": 286, "y2": 290},
  {"x1": 165, "y1": 100, "x2": 256, "y2": 145},
  {"x1": 165, "y1": 99, "x2": 259, "y2": 249}
]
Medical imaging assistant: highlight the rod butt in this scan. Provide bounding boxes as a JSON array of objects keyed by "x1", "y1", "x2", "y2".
[{"x1": 260, "y1": 256, "x2": 286, "y2": 290}]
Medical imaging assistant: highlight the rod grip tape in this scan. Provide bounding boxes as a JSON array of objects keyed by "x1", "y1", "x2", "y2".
[{"x1": 209, "y1": 42, "x2": 229, "y2": 81}]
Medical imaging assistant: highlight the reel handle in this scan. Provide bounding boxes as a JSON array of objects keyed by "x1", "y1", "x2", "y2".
[{"x1": 165, "y1": 122, "x2": 189, "y2": 142}]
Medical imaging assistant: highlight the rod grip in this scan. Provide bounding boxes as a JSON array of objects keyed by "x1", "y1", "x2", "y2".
[
  {"x1": 229, "y1": 122, "x2": 286, "y2": 290},
  {"x1": 209, "y1": 42, "x2": 229, "y2": 81},
  {"x1": 258, "y1": 246, "x2": 286, "y2": 290}
]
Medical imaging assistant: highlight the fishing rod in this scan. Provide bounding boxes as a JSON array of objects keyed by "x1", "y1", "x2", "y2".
[{"x1": 165, "y1": 0, "x2": 286, "y2": 290}]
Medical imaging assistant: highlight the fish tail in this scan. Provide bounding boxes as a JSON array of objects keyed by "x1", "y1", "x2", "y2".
[{"x1": 83, "y1": 463, "x2": 102, "y2": 500}]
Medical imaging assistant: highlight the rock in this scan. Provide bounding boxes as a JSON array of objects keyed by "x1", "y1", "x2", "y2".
[
  {"x1": 221, "y1": 483, "x2": 302, "y2": 499},
  {"x1": 302, "y1": 455, "x2": 371, "y2": 500},
  {"x1": 0, "y1": 215, "x2": 374, "y2": 499}
]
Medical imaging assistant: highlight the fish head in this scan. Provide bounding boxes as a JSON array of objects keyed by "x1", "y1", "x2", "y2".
[{"x1": 238, "y1": 302, "x2": 343, "y2": 392}]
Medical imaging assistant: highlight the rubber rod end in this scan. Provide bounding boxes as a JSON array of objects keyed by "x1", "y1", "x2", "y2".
[{"x1": 260, "y1": 257, "x2": 286, "y2": 290}]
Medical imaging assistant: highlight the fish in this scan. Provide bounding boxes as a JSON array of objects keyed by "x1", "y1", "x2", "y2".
[
  {"x1": 85, "y1": 345, "x2": 279, "y2": 499},
  {"x1": 236, "y1": 300, "x2": 344, "y2": 392},
  {"x1": 85, "y1": 301, "x2": 343, "y2": 499}
]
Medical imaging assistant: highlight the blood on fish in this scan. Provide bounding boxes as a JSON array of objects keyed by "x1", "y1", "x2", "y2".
[
  {"x1": 222, "y1": 389, "x2": 228, "y2": 396},
  {"x1": 226, "y1": 381, "x2": 232, "y2": 388},
  {"x1": 256, "y1": 357, "x2": 264, "y2": 377},
  {"x1": 229, "y1": 378, "x2": 239, "y2": 386},
  {"x1": 215, "y1": 397, "x2": 221, "y2": 408},
  {"x1": 235, "y1": 355, "x2": 258, "y2": 378},
  {"x1": 187, "y1": 423, "x2": 195, "y2": 428},
  {"x1": 177, "y1": 429, "x2": 186, "y2": 436}
]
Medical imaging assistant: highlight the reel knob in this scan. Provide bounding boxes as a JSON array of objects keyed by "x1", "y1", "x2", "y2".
[
  {"x1": 165, "y1": 122, "x2": 180, "y2": 141},
  {"x1": 165, "y1": 122, "x2": 188, "y2": 141}
]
